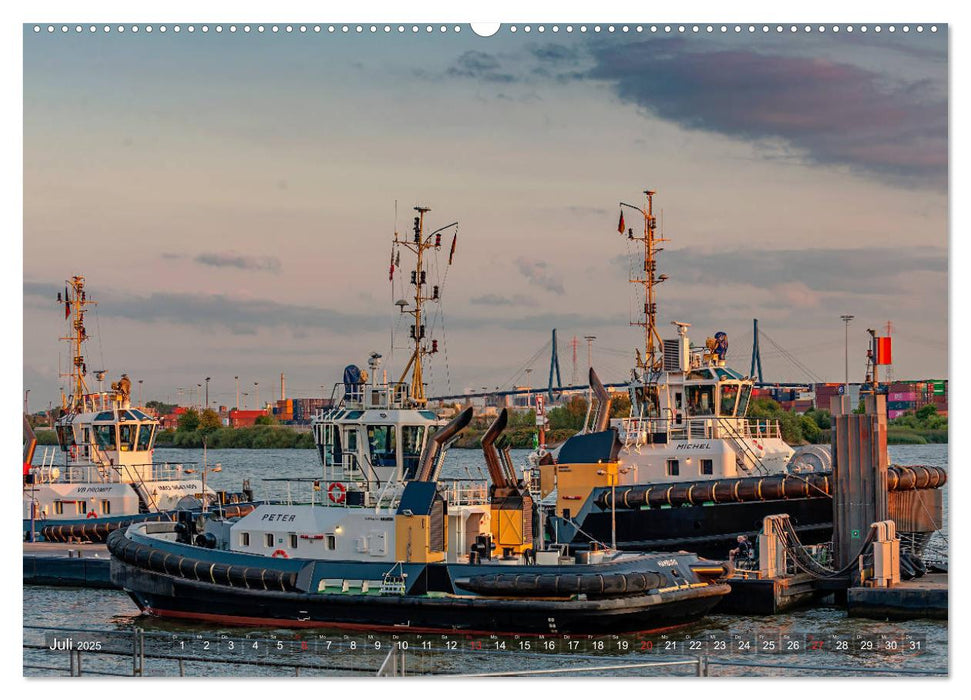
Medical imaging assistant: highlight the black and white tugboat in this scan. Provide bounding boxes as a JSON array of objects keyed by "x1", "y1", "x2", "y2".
[
  {"x1": 23, "y1": 276, "x2": 254, "y2": 543},
  {"x1": 109, "y1": 407, "x2": 730, "y2": 634},
  {"x1": 108, "y1": 205, "x2": 729, "y2": 634},
  {"x1": 538, "y1": 191, "x2": 947, "y2": 559}
]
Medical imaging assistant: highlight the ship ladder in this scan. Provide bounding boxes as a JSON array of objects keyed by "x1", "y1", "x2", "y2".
[
  {"x1": 380, "y1": 563, "x2": 407, "y2": 595},
  {"x1": 717, "y1": 418, "x2": 770, "y2": 476}
]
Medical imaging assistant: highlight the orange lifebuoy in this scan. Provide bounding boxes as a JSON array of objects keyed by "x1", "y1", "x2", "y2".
[
  {"x1": 328, "y1": 482, "x2": 346, "y2": 504},
  {"x1": 86, "y1": 511, "x2": 98, "y2": 519},
  {"x1": 271, "y1": 549, "x2": 289, "y2": 558}
]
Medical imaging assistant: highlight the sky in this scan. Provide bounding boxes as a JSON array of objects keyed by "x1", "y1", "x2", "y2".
[{"x1": 22, "y1": 24, "x2": 948, "y2": 409}]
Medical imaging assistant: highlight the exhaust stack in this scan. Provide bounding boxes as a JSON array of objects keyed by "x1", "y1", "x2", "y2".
[
  {"x1": 415, "y1": 406, "x2": 474, "y2": 482},
  {"x1": 589, "y1": 367, "x2": 612, "y2": 433},
  {"x1": 481, "y1": 408, "x2": 511, "y2": 488}
]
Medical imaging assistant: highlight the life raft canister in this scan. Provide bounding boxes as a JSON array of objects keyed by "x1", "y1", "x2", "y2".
[
  {"x1": 328, "y1": 482, "x2": 346, "y2": 504},
  {"x1": 271, "y1": 549, "x2": 289, "y2": 559},
  {"x1": 86, "y1": 511, "x2": 98, "y2": 519}
]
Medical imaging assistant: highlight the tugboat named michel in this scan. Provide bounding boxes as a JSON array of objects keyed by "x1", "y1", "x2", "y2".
[
  {"x1": 108, "y1": 206, "x2": 730, "y2": 634},
  {"x1": 537, "y1": 191, "x2": 947, "y2": 559}
]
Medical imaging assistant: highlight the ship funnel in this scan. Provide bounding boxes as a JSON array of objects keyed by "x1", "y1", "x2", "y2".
[
  {"x1": 416, "y1": 406, "x2": 474, "y2": 482},
  {"x1": 481, "y1": 408, "x2": 510, "y2": 488},
  {"x1": 589, "y1": 367, "x2": 612, "y2": 433}
]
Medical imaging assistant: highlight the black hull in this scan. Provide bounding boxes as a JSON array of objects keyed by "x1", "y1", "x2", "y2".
[
  {"x1": 113, "y1": 558, "x2": 728, "y2": 635},
  {"x1": 564, "y1": 498, "x2": 833, "y2": 559}
]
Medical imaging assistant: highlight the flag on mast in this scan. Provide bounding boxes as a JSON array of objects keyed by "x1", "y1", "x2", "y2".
[
  {"x1": 875, "y1": 337, "x2": 892, "y2": 365},
  {"x1": 64, "y1": 286, "x2": 71, "y2": 319},
  {"x1": 617, "y1": 211, "x2": 625, "y2": 233},
  {"x1": 448, "y1": 233, "x2": 457, "y2": 265}
]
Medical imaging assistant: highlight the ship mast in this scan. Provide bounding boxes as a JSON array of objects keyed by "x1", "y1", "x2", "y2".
[
  {"x1": 619, "y1": 190, "x2": 668, "y2": 374},
  {"x1": 57, "y1": 275, "x2": 96, "y2": 412},
  {"x1": 393, "y1": 206, "x2": 457, "y2": 406}
]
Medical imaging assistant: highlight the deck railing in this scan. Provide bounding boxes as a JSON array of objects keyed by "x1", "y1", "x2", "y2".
[
  {"x1": 27, "y1": 462, "x2": 198, "y2": 486},
  {"x1": 620, "y1": 416, "x2": 782, "y2": 446}
]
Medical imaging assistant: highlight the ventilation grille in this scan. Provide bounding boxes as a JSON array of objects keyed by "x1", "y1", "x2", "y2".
[
  {"x1": 663, "y1": 339, "x2": 682, "y2": 372},
  {"x1": 429, "y1": 498, "x2": 445, "y2": 552}
]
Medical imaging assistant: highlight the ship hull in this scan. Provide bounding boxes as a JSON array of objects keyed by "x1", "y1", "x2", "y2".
[
  {"x1": 113, "y1": 558, "x2": 727, "y2": 635},
  {"x1": 107, "y1": 526, "x2": 729, "y2": 635}
]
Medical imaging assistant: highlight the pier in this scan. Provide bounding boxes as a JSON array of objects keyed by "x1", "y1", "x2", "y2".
[{"x1": 23, "y1": 542, "x2": 115, "y2": 589}]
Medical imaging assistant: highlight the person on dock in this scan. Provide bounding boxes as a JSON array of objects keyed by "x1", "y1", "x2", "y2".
[{"x1": 729, "y1": 535, "x2": 755, "y2": 566}]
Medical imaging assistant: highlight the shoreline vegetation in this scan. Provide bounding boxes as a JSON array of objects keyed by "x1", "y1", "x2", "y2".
[{"x1": 33, "y1": 398, "x2": 947, "y2": 450}]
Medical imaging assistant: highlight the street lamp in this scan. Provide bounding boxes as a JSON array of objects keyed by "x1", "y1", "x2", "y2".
[
  {"x1": 205, "y1": 377, "x2": 211, "y2": 408},
  {"x1": 234, "y1": 376, "x2": 239, "y2": 410},
  {"x1": 137, "y1": 379, "x2": 143, "y2": 407},
  {"x1": 840, "y1": 315, "x2": 855, "y2": 393},
  {"x1": 197, "y1": 383, "x2": 203, "y2": 410},
  {"x1": 254, "y1": 382, "x2": 260, "y2": 410},
  {"x1": 24, "y1": 389, "x2": 30, "y2": 414}
]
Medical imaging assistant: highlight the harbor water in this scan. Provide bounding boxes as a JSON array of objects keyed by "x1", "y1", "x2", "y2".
[{"x1": 24, "y1": 444, "x2": 948, "y2": 676}]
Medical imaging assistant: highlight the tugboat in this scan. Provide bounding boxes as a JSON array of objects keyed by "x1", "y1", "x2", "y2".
[
  {"x1": 108, "y1": 204, "x2": 730, "y2": 634},
  {"x1": 538, "y1": 191, "x2": 947, "y2": 559},
  {"x1": 23, "y1": 276, "x2": 254, "y2": 543},
  {"x1": 108, "y1": 407, "x2": 730, "y2": 634}
]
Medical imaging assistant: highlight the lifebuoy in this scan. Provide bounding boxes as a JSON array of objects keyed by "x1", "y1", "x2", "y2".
[
  {"x1": 271, "y1": 549, "x2": 289, "y2": 558},
  {"x1": 86, "y1": 511, "x2": 98, "y2": 519},
  {"x1": 328, "y1": 482, "x2": 346, "y2": 504}
]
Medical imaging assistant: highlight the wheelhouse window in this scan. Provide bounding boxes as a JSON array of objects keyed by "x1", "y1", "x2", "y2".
[
  {"x1": 701, "y1": 459, "x2": 713, "y2": 476},
  {"x1": 55, "y1": 425, "x2": 76, "y2": 452},
  {"x1": 666, "y1": 459, "x2": 680, "y2": 476},
  {"x1": 54, "y1": 501, "x2": 64, "y2": 515},
  {"x1": 101, "y1": 500, "x2": 111, "y2": 515},
  {"x1": 136, "y1": 424, "x2": 155, "y2": 451},
  {"x1": 685, "y1": 385, "x2": 715, "y2": 416},
  {"x1": 289, "y1": 534, "x2": 298, "y2": 549},
  {"x1": 93, "y1": 424, "x2": 117, "y2": 450},
  {"x1": 736, "y1": 384, "x2": 753, "y2": 416},
  {"x1": 77, "y1": 501, "x2": 87, "y2": 515},
  {"x1": 345, "y1": 428, "x2": 358, "y2": 453},
  {"x1": 719, "y1": 383, "x2": 740, "y2": 416},
  {"x1": 366, "y1": 425, "x2": 397, "y2": 467},
  {"x1": 119, "y1": 424, "x2": 137, "y2": 451},
  {"x1": 319, "y1": 424, "x2": 338, "y2": 466},
  {"x1": 401, "y1": 425, "x2": 426, "y2": 479},
  {"x1": 265, "y1": 533, "x2": 274, "y2": 548},
  {"x1": 326, "y1": 534, "x2": 337, "y2": 550},
  {"x1": 240, "y1": 532, "x2": 250, "y2": 547}
]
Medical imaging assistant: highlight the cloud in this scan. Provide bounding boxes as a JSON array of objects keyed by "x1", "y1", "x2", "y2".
[
  {"x1": 446, "y1": 51, "x2": 516, "y2": 83},
  {"x1": 529, "y1": 44, "x2": 580, "y2": 64},
  {"x1": 514, "y1": 257, "x2": 565, "y2": 294},
  {"x1": 469, "y1": 293, "x2": 536, "y2": 307},
  {"x1": 639, "y1": 246, "x2": 946, "y2": 296},
  {"x1": 586, "y1": 38, "x2": 947, "y2": 184},
  {"x1": 194, "y1": 252, "x2": 282, "y2": 273},
  {"x1": 23, "y1": 282, "x2": 383, "y2": 336}
]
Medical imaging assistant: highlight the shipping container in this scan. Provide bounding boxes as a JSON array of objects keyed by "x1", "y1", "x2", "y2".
[{"x1": 888, "y1": 409, "x2": 905, "y2": 420}]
